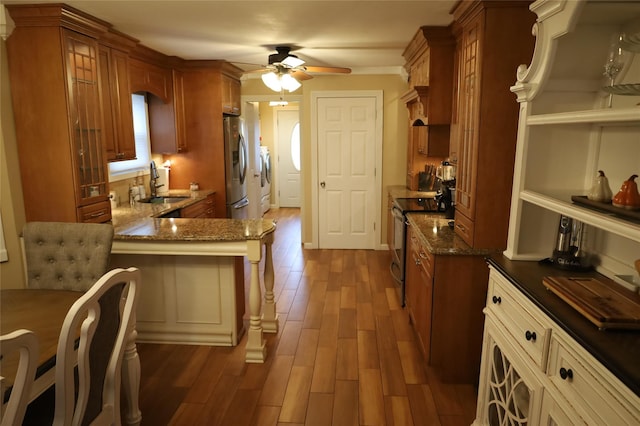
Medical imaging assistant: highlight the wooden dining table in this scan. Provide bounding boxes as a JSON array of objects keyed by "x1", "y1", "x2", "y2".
[{"x1": 1, "y1": 288, "x2": 142, "y2": 425}]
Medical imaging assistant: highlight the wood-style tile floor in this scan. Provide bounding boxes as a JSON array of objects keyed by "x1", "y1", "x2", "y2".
[{"x1": 136, "y1": 208, "x2": 478, "y2": 425}]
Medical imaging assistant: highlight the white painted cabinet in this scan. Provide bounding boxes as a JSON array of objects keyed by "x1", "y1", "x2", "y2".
[
  {"x1": 474, "y1": 267, "x2": 640, "y2": 425},
  {"x1": 505, "y1": 0, "x2": 640, "y2": 282}
]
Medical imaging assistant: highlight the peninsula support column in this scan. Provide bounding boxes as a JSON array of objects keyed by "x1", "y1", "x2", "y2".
[
  {"x1": 245, "y1": 238, "x2": 266, "y2": 363},
  {"x1": 261, "y1": 232, "x2": 278, "y2": 333}
]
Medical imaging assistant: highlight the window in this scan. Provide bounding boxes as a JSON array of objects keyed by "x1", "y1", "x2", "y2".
[
  {"x1": 290, "y1": 122, "x2": 301, "y2": 172},
  {"x1": 108, "y1": 94, "x2": 151, "y2": 180}
]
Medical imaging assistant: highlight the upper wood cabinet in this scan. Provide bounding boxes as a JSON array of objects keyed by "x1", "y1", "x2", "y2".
[
  {"x1": 450, "y1": 0, "x2": 536, "y2": 249},
  {"x1": 402, "y1": 27, "x2": 455, "y2": 190},
  {"x1": 99, "y1": 43, "x2": 136, "y2": 162},
  {"x1": 129, "y1": 57, "x2": 173, "y2": 103},
  {"x1": 5, "y1": 4, "x2": 112, "y2": 223},
  {"x1": 221, "y1": 74, "x2": 241, "y2": 115},
  {"x1": 130, "y1": 58, "x2": 187, "y2": 154}
]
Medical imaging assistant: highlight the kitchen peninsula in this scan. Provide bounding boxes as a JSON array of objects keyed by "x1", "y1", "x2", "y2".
[{"x1": 109, "y1": 191, "x2": 277, "y2": 363}]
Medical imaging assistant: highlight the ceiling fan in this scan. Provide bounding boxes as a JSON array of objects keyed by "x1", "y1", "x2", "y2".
[{"x1": 243, "y1": 46, "x2": 351, "y2": 92}]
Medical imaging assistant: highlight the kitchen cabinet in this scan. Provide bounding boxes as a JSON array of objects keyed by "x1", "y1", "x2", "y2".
[
  {"x1": 504, "y1": 0, "x2": 640, "y2": 284},
  {"x1": 221, "y1": 74, "x2": 241, "y2": 115},
  {"x1": 474, "y1": 266, "x2": 640, "y2": 425},
  {"x1": 164, "y1": 62, "x2": 243, "y2": 216},
  {"x1": 128, "y1": 54, "x2": 187, "y2": 154},
  {"x1": 404, "y1": 225, "x2": 434, "y2": 358},
  {"x1": 404, "y1": 218, "x2": 489, "y2": 383},
  {"x1": 180, "y1": 194, "x2": 216, "y2": 218},
  {"x1": 450, "y1": 0, "x2": 536, "y2": 249},
  {"x1": 5, "y1": 4, "x2": 112, "y2": 223},
  {"x1": 129, "y1": 57, "x2": 172, "y2": 103},
  {"x1": 402, "y1": 27, "x2": 455, "y2": 190},
  {"x1": 99, "y1": 36, "x2": 136, "y2": 162}
]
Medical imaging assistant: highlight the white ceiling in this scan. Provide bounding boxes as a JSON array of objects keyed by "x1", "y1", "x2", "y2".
[{"x1": 3, "y1": 0, "x2": 457, "y2": 74}]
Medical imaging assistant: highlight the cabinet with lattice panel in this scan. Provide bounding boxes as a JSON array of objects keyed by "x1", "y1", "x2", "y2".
[{"x1": 6, "y1": 4, "x2": 112, "y2": 223}]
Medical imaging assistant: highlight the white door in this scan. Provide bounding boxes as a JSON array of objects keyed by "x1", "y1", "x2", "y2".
[
  {"x1": 276, "y1": 108, "x2": 301, "y2": 207},
  {"x1": 316, "y1": 96, "x2": 378, "y2": 249},
  {"x1": 242, "y1": 102, "x2": 262, "y2": 218}
]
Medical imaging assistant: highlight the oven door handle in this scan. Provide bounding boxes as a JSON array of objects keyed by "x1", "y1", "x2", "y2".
[
  {"x1": 391, "y1": 205, "x2": 404, "y2": 219},
  {"x1": 389, "y1": 260, "x2": 402, "y2": 284}
]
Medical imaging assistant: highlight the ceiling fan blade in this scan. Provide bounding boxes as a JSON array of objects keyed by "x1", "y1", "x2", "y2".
[
  {"x1": 304, "y1": 65, "x2": 351, "y2": 74},
  {"x1": 243, "y1": 67, "x2": 272, "y2": 74},
  {"x1": 291, "y1": 70, "x2": 313, "y2": 81}
]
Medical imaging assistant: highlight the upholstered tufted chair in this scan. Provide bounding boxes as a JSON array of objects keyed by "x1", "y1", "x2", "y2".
[{"x1": 21, "y1": 222, "x2": 114, "y2": 291}]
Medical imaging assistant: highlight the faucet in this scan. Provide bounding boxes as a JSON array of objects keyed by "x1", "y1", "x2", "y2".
[{"x1": 149, "y1": 161, "x2": 164, "y2": 198}]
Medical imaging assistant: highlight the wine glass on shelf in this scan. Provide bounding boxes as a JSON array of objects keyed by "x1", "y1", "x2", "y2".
[{"x1": 603, "y1": 33, "x2": 628, "y2": 107}]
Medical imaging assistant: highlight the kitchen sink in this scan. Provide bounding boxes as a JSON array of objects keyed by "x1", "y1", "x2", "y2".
[{"x1": 138, "y1": 196, "x2": 190, "y2": 204}]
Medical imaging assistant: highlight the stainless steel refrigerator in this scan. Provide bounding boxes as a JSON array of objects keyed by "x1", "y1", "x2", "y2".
[{"x1": 223, "y1": 116, "x2": 249, "y2": 219}]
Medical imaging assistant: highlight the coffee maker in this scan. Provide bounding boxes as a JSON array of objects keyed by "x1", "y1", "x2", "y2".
[
  {"x1": 551, "y1": 215, "x2": 592, "y2": 271},
  {"x1": 434, "y1": 161, "x2": 456, "y2": 219}
]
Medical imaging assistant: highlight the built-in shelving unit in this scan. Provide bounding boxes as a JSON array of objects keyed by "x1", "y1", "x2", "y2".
[{"x1": 505, "y1": 0, "x2": 640, "y2": 280}]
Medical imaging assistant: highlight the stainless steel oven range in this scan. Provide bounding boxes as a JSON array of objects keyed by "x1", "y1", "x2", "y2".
[{"x1": 389, "y1": 197, "x2": 440, "y2": 306}]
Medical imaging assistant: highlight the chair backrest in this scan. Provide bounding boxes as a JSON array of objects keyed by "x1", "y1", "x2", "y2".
[
  {"x1": 22, "y1": 222, "x2": 114, "y2": 291},
  {"x1": 53, "y1": 267, "x2": 140, "y2": 426},
  {"x1": 0, "y1": 329, "x2": 39, "y2": 426}
]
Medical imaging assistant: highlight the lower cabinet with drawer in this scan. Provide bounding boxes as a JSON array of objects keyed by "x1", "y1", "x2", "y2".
[
  {"x1": 180, "y1": 194, "x2": 216, "y2": 218},
  {"x1": 474, "y1": 266, "x2": 640, "y2": 425},
  {"x1": 404, "y1": 221, "x2": 489, "y2": 383}
]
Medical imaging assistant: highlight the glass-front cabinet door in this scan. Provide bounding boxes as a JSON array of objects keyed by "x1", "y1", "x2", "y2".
[
  {"x1": 64, "y1": 31, "x2": 109, "y2": 200},
  {"x1": 476, "y1": 318, "x2": 543, "y2": 426}
]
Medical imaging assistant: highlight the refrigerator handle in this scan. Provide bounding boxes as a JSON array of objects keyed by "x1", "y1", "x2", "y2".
[
  {"x1": 239, "y1": 134, "x2": 248, "y2": 184},
  {"x1": 234, "y1": 198, "x2": 250, "y2": 209}
]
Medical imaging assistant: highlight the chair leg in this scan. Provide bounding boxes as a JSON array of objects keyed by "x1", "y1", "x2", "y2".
[{"x1": 121, "y1": 320, "x2": 142, "y2": 426}]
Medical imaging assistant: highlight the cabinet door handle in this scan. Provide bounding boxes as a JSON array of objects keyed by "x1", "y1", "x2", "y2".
[
  {"x1": 492, "y1": 295, "x2": 501, "y2": 304},
  {"x1": 559, "y1": 367, "x2": 573, "y2": 380},
  {"x1": 525, "y1": 330, "x2": 537, "y2": 342}
]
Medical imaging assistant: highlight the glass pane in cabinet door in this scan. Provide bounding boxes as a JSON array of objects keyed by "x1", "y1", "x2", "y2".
[
  {"x1": 65, "y1": 32, "x2": 106, "y2": 200},
  {"x1": 487, "y1": 342, "x2": 532, "y2": 426}
]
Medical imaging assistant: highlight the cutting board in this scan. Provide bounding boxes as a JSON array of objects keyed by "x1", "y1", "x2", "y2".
[{"x1": 543, "y1": 276, "x2": 640, "y2": 330}]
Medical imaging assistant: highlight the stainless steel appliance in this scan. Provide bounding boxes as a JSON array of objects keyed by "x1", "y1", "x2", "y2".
[
  {"x1": 223, "y1": 116, "x2": 249, "y2": 219},
  {"x1": 549, "y1": 215, "x2": 592, "y2": 271},
  {"x1": 389, "y1": 196, "x2": 440, "y2": 306}
]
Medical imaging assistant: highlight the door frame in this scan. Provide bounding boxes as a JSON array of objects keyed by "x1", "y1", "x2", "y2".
[
  {"x1": 273, "y1": 105, "x2": 301, "y2": 209},
  {"x1": 241, "y1": 94, "x2": 303, "y2": 211},
  {"x1": 310, "y1": 90, "x2": 383, "y2": 250}
]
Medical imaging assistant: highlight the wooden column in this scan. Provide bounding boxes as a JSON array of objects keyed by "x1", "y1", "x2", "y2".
[{"x1": 261, "y1": 232, "x2": 278, "y2": 333}]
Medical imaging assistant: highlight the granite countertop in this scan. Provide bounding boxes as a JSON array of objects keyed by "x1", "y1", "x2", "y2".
[
  {"x1": 387, "y1": 185, "x2": 437, "y2": 200},
  {"x1": 111, "y1": 190, "x2": 276, "y2": 242},
  {"x1": 111, "y1": 189, "x2": 213, "y2": 224},
  {"x1": 388, "y1": 185, "x2": 496, "y2": 257},
  {"x1": 406, "y1": 213, "x2": 497, "y2": 256},
  {"x1": 488, "y1": 255, "x2": 640, "y2": 397}
]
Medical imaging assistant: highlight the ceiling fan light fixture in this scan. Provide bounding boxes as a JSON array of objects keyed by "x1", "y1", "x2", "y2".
[
  {"x1": 261, "y1": 71, "x2": 301, "y2": 93},
  {"x1": 280, "y1": 73, "x2": 301, "y2": 92},
  {"x1": 261, "y1": 72, "x2": 282, "y2": 91}
]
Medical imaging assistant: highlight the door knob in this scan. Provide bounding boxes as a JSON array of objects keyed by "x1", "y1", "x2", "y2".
[{"x1": 320, "y1": 181, "x2": 326, "y2": 188}]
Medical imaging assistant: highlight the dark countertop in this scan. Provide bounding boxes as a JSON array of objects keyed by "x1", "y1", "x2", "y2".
[
  {"x1": 111, "y1": 189, "x2": 276, "y2": 242},
  {"x1": 488, "y1": 255, "x2": 640, "y2": 397}
]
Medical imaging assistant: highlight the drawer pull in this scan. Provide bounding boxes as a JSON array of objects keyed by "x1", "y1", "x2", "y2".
[
  {"x1": 559, "y1": 367, "x2": 573, "y2": 380},
  {"x1": 525, "y1": 330, "x2": 537, "y2": 342},
  {"x1": 492, "y1": 296, "x2": 502, "y2": 304}
]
